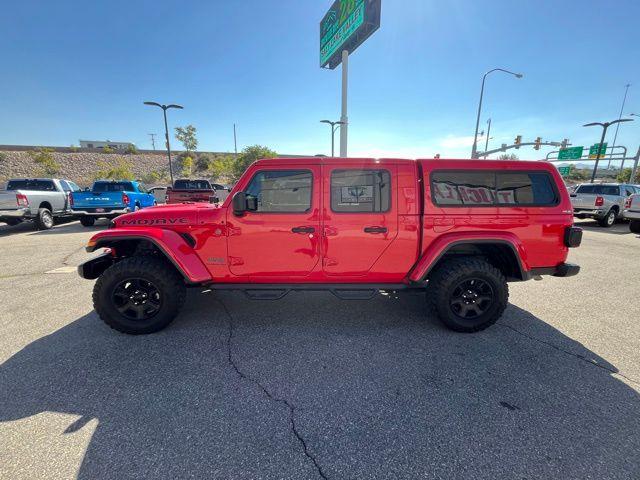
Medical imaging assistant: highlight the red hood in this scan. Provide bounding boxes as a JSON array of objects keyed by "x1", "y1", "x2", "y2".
[{"x1": 113, "y1": 202, "x2": 224, "y2": 228}]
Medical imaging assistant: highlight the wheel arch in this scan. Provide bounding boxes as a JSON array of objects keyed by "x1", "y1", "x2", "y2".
[{"x1": 39, "y1": 201, "x2": 53, "y2": 211}]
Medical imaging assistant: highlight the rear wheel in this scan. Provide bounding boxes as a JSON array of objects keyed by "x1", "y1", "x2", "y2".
[
  {"x1": 93, "y1": 256, "x2": 186, "y2": 334},
  {"x1": 630, "y1": 220, "x2": 640, "y2": 234},
  {"x1": 598, "y1": 209, "x2": 616, "y2": 228},
  {"x1": 428, "y1": 257, "x2": 508, "y2": 333},
  {"x1": 34, "y1": 208, "x2": 54, "y2": 230},
  {"x1": 80, "y1": 216, "x2": 96, "y2": 227}
]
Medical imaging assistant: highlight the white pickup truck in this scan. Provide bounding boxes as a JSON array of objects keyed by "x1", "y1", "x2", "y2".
[
  {"x1": 570, "y1": 183, "x2": 640, "y2": 227},
  {"x1": 624, "y1": 193, "x2": 640, "y2": 233},
  {"x1": 0, "y1": 178, "x2": 81, "y2": 230}
]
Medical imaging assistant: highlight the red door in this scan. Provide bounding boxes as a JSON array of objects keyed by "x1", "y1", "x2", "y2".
[
  {"x1": 226, "y1": 166, "x2": 321, "y2": 278},
  {"x1": 322, "y1": 164, "x2": 398, "y2": 277}
]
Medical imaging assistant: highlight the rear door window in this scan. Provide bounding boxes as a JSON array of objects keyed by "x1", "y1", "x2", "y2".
[
  {"x1": 6, "y1": 180, "x2": 56, "y2": 191},
  {"x1": 93, "y1": 182, "x2": 134, "y2": 192},
  {"x1": 245, "y1": 170, "x2": 312, "y2": 213},
  {"x1": 330, "y1": 169, "x2": 391, "y2": 213},
  {"x1": 576, "y1": 185, "x2": 620, "y2": 195},
  {"x1": 496, "y1": 172, "x2": 558, "y2": 205}
]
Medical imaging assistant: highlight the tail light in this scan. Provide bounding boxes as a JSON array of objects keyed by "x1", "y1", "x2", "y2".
[
  {"x1": 122, "y1": 193, "x2": 130, "y2": 205},
  {"x1": 625, "y1": 197, "x2": 633, "y2": 209},
  {"x1": 16, "y1": 193, "x2": 29, "y2": 207},
  {"x1": 595, "y1": 196, "x2": 604, "y2": 207},
  {"x1": 69, "y1": 192, "x2": 74, "y2": 207}
]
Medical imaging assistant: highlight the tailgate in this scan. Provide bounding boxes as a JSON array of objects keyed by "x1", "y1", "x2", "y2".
[
  {"x1": 72, "y1": 191, "x2": 125, "y2": 209},
  {"x1": 168, "y1": 190, "x2": 213, "y2": 203},
  {"x1": 571, "y1": 194, "x2": 598, "y2": 209},
  {"x1": 0, "y1": 191, "x2": 18, "y2": 210}
]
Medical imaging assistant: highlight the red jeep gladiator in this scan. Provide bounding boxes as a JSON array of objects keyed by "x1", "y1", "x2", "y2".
[{"x1": 78, "y1": 158, "x2": 582, "y2": 335}]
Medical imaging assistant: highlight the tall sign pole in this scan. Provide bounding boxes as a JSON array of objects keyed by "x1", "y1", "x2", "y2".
[
  {"x1": 320, "y1": 0, "x2": 381, "y2": 159},
  {"x1": 340, "y1": 50, "x2": 349, "y2": 157}
]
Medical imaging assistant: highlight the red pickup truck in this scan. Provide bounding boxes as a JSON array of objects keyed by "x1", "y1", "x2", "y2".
[
  {"x1": 165, "y1": 179, "x2": 216, "y2": 204},
  {"x1": 79, "y1": 158, "x2": 582, "y2": 335}
]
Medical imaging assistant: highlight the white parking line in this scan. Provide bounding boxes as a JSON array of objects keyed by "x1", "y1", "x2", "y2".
[{"x1": 45, "y1": 266, "x2": 77, "y2": 274}]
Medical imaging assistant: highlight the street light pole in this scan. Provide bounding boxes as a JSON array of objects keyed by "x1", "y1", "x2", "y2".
[
  {"x1": 320, "y1": 120, "x2": 345, "y2": 157},
  {"x1": 607, "y1": 83, "x2": 631, "y2": 168},
  {"x1": 583, "y1": 118, "x2": 633, "y2": 183},
  {"x1": 471, "y1": 68, "x2": 523, "y2": 159},
  {"x1": 144, "y1": 101, "x2": 184, "y2": 184}
]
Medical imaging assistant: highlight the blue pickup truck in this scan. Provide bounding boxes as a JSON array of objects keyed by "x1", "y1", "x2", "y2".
[{"x1": 71, "y1": 180, "x2": 156, "y2": 226}]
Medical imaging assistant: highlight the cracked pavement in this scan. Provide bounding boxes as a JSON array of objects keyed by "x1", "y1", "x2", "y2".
[{"x1": 0, "y1": 218, "x2": 639, "y2": 479}]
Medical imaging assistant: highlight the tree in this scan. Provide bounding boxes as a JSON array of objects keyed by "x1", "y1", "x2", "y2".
[
  {"x1": 497, "y1": 153, "x2": 519, "y2": 161},
  {"x1": 29, "y1": 148, "x2": 61, "y2": 176},
  {"x1": 175, "y1": 125, "x2": 198, "y2": 153},
  {"x1": 95, "y1": 160, "x2": 135, "y2": 180},
  {"x1": 232, "y1": 145, "x2": 277, "y2": 182},
  {"x1": 616, "y1": 167, "x2": 640, "y2": 184}
]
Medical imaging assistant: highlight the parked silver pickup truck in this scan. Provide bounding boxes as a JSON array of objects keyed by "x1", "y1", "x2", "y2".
[
  {"x1": 624, "y1": 193, "x2": 640, "y2": 233},
  {"x1": 0, "y1": 178, "x2": 81, "y2": 230},
  {"x1": 570, "y1": 183, "x2": 640, "y2": 227}
]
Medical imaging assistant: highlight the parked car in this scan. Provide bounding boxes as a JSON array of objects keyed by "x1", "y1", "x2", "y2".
[
  {"x1": 570, "y1": 183, "x2": 639, "y2": 227},
  {"x1": 623, "y1": 193, "x2": 640, "y2": 233},
  {"x1": 0, "y1": 178, "x2": 80, "y2": 230},
  {"x1": 71, "y1": 180, "x2": 156, "y2": 226},
  {"x1": 166, "y1": 179, "x2": 217, "y2": 204},
  {"x1": 78, "y1": 157, "x2": 581, "y2": 335}
]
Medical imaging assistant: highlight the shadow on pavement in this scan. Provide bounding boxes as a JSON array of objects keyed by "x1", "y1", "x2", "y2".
[
  {"x1": 573, "y1": 219, "x2": 633, "y2": 235},
  {"x1": 1, "y1": 291, "x2": 638, "y2": 479}
]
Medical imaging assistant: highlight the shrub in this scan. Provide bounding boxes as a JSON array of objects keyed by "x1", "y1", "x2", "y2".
[
  {"x1": 102, "y1": 145, "x2": 114, "y2": 154},
  {"x1": 95, "y1": 159, "x2": 135, "y2": 180},
  {"x1": 208, "y1": 155, "x2": 235, "y2": 180},
  {"x1": 232, "y1": 145, "x2": 277, "y2": 182},
  {"x1": 125, "y1": 144, "x2": 138, "y2": 155},
  {"x1": 69, "y1": 145, "x2": 79, "y2": 152},
  {"x1": 196, "y1": 154, "x2": 212, "y2": 172},
  {"x1": 29, "y1": 148, "x2": 61, "y2": 176},
  {"x1": 180, "y1": 156, "x2": 193, "y2": 177},
  {"x1": 141, "y1": 169, "x2": 170, "y2": 185}
]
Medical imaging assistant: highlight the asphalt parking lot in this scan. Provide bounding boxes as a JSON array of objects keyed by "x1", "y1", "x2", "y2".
[{"x1": 0, "y1": 219, "x2": 638, "y2": 480}]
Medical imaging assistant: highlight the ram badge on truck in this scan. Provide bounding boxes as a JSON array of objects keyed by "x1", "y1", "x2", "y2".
[{"x1": 78, "y1": 158, "x2": 582, "y2": 335}]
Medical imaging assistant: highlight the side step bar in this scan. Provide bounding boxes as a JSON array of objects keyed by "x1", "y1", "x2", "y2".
[{"x1": 204, "y1": 283, "x2": 426, "y2": 301}]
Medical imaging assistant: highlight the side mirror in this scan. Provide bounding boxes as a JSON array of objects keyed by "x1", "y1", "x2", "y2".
[{"x1": 232, "y1": 191, "x2": 247, "y2": 215}]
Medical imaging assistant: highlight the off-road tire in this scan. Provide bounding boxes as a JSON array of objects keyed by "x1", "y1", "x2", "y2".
[
  {"x1": 80, "y1": 216, "x2": 96, "y2": 227},
  {"x1": 630, "y1": 220, "x2": 640, "y2": 234},
  {"x1": 428, "y1": 257, "x2": 509, "y2": 333},
  {"x1": 93, "y1": 256, "x2": 186, "y2": 334},
  {"x1": 598, "y1": 209, "x2": 616, "y2": 228},
  {"x1": 34, "y1": 208, "x2": 54, "y2": 230}
]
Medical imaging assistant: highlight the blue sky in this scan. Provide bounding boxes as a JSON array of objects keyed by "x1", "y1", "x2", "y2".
[{"x1": 1, "y1": 0, "x2": 639, "y2": 159}]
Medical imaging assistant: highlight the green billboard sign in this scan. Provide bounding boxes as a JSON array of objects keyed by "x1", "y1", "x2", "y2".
[
  {"x1": 557, "y1": 146, "x2": 583, "y2": 160},
  {"x1": 320, "y1": 0, "x2": 381, "y2": 69},
  {"x1": 557, "y1": 166, "x2": 571, "y2": 177},
  {"x1": 588, "y1": 142, "x2": 607, "y2": 159}
]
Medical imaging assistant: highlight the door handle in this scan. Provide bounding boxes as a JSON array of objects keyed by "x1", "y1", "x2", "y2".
[
  {"x1": 292, "y1": 226, "x2": 315, "y2": 234},
  {"x1": 364, "y1": 226, "x2": 388, "y2": 234}
]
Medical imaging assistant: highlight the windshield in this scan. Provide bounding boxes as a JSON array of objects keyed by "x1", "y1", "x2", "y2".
[
  {"x1": 6, "y1": 179, "x2": 56, "y2": 191},
  {"x1": 93, "y1": 182, "x2": 134, "y2": 192},
  {"x1": 174, "y1": 180, "x2": 212, "y2": 190},
  {"x1": 576, "y1": 185, "x2": 620, "y2": 195}
]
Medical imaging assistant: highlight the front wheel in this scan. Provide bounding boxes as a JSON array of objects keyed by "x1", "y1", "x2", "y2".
[
  {"x1": 93, "y1": 256, "x2": 186, "y2": 334},
  {"x1": 80, "y1": 216, "x2": 96, "y2": 227},
  {"x1": 598, "y1": 210, "x2": 616, "y2": 228},
  {"x1": 630, "y1": 220, "x2": 640, "y2": 234},
  {"x1": 428, "y1": 257, "x2": 509, "y2": 333}
]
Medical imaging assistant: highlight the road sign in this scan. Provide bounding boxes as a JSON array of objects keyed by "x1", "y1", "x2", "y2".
[
  {"x1": 557, "y1": 146, "x2": 583, "y2": 160},
  {"x1": 320, "y1": 0, "x2": 381, "y2": 69},
  {"x1": 557, "y1": 166, "x2": 571, "y2": 177},
  {"x1": 588, "y1": 142, "x2": 607, "y2": 159}
]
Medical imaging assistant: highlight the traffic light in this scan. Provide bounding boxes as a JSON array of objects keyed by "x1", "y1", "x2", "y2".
[
  {"x1": 534, "y1": 137, "x2": 542, "y2": 150},
  {"x1": 514, "y1": 135, "x2": 522, "y2": 149}
]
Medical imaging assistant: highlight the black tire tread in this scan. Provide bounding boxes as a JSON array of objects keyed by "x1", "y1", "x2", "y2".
[
  {"x1": 93, "y1": 256, "x2": 186, "y2": 334},
  {"x1": 34, "y1": 208, "x2": 53, "y2": 230},
  {"x1": 630, "y1": 220, "x2": 640, "y2": 234},
  {"x1": 428, "y1": 257, "x2": 509, "y2": 333}
]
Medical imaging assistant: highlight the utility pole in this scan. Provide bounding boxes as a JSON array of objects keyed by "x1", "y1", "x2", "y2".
[
  {"x1": 483, "y1": 118, "x2": 492, "y2": 158},
  {"x1": 607, "y1": 83, "x2": 631, "y2": 168},
  {"x1": 148, "y1": 133, "x2": 157, "y2": 150},
  {"x1": 320, "y1": 120, "x2": 345, "y2": 156},
  {"x1": 233, "y1": 123, "x2": 238, "y2": 156}
]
